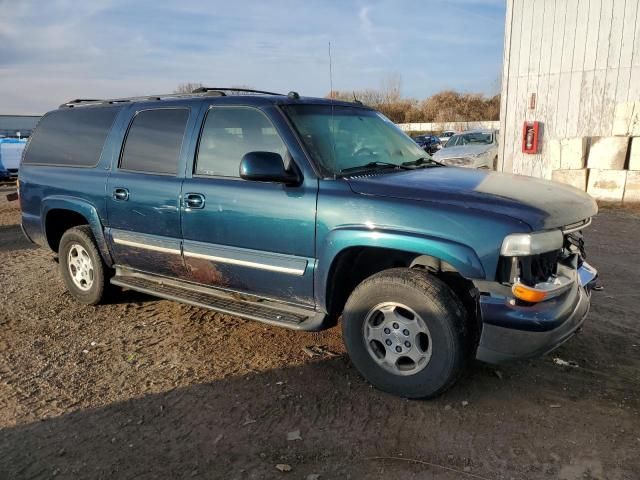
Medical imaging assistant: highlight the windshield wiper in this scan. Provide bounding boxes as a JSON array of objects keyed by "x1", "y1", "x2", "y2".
[
  {"x1": 339, "y1": 161, "x2": 411, "y2": 174},
  {"x1": 402, "y1": 157, "x2": 445, "y2": 168}
]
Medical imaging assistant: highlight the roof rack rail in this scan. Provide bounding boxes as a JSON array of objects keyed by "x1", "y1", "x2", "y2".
[
  {"x1": 191, "y1": 87, "x2": 284, "y2": 96},
  {"x1": 60, "y1": 93, "x2": 184, "y2": 108},
  {"x1": 60, "y1": 87, "x2": 285, "y2": 108},
  {"x1": 62, "y1": 99, "x2": 103, "y2": 106}
]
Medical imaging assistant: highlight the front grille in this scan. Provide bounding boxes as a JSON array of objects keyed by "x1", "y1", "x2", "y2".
[
  {"x1": 518, "y1": 250, "x2": 561, "y2": 286},
  {"x1": 564, "y1": 231, "x2": 586, "y2": 265}
]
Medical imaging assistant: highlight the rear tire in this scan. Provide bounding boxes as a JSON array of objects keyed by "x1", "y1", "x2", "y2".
[
  {"x1": 342, "y1": 268, "x2": 468, "y2": 398},
  {"x1": 59, "y1": 225, "x2": 107, "y2": 305}
]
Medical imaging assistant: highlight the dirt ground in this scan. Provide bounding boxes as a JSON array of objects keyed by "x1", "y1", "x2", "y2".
[{"x1": 0, "y1": 185, "x2": 638, "y2": 480}]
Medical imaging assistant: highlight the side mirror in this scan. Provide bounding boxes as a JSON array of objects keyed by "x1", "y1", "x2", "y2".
[{"x1": 239, "y1": 151, "x2": 301, "y2": 185}]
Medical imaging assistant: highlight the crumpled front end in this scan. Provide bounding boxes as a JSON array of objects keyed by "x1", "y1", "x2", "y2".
[{"x1": 474, "y1": 218, "x2": 598, "y2": 363}]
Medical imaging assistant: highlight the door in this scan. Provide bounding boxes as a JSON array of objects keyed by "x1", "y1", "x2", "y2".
[
  {"x1": 106, "y1": 107, "x2": 191, "y2": 278},
  {"x1": 180, "y1": 105, "x2": 317, "y2": 306}
]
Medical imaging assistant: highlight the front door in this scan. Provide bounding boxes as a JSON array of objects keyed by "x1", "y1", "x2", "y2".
[
  {"x1": 180, "y1": 105, "x2": 317, "y2": 306},
  {"x1": 106, "y1": 106, "x2": 192, "y2": 278}
]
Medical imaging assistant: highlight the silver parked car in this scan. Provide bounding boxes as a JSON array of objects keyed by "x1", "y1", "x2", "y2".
[
  {"x1": 432, "y1": 129, "x2": 499, "y2": 169},
  {"x1": 438, "y1": 130, "x2": 456, "y2": 144}
]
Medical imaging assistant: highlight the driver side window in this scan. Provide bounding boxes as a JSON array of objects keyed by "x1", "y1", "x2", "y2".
[{"x1": 195, "y1": 107, "x2": 287, "y2": 177}]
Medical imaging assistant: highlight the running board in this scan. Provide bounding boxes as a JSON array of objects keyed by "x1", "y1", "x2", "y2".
[{"x1": 110, "y1": 268, "x2": 326, "y2": 331}]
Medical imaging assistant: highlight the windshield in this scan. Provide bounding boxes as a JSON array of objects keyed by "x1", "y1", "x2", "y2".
[
  {"x1": 445, "y1": 131, "x2": 493, "y2": 147},
  {"x1": 283, "y1": 104, "x2": 428, "y2": 176}
]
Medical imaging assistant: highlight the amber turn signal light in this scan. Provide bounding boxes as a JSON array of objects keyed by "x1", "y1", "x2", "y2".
[{"x1": 512, "y1": 283, "x2": 547, "y2": 303}]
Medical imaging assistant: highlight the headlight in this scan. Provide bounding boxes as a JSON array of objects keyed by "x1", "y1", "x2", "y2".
[{"x1": 500, "y1": 230, "x2": 563, "y2": 256}]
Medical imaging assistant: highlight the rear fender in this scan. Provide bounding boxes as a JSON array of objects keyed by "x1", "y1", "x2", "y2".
[{"x1": 41, "y1": 196, "x2": 113, "y2": 266}]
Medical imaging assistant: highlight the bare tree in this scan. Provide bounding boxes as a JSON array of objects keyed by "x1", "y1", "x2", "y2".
[
  {"x1": 379, "y1": 73, "x2": 402, "y2": 104},
  {"x1": 327, "y1": 85, "x2": 500, "y2": 123},
  {"x1": 174, "y1": 82, "x2": 204, "y2": 94}
]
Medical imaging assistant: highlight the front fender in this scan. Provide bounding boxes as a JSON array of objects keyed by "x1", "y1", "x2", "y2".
[
  {"x1": 315, "y1": 226, "x2": 485, "y2": 311},
  {"x1": 41, "y1": 196, "x2": 113, "y2": 266}
]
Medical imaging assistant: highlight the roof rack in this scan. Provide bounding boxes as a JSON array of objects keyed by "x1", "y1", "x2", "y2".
[
  {"x1": 63, "y1": 99, "x2": 104, "y2": 106},
  {"x1": 191, "y1": 87, "x2": 284, "y2": 96},
  {"x1": 60, "y1": 87, "x2": 285, "y2": 108}
]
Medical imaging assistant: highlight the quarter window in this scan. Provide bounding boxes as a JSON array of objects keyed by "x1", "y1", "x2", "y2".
[
  {"x1": 23, "y1": 106, "x2": 121, "y2": 166},
  {"x1": 195, "y1": 107, "x2": 287, "y2": 177},
  {"x1": 120, "y1": 108, "x2": 189, "y2": 174}
]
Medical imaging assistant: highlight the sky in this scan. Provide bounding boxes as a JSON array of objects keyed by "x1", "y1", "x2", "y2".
[{"x1": 0, "y1": 0, "x2": 505, "y2": 115}]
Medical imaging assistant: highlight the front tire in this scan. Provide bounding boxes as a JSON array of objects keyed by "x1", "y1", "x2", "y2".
[
  {"x1": 342, "y1": 268, "x2": 468, "y2": 398},
  {"x1": 59, "y1": 225, "x2": 107, "y2": 305}
]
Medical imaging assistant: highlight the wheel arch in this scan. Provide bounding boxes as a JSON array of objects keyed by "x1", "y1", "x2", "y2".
[
  {"x1": 316, "y1": 228, "x2": 485, "y2": 322},
  {"x1": 41, "y1": 196, "x2": 113, "y2": 266}
]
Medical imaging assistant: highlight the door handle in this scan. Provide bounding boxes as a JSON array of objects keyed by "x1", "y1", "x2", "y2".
[
  {"x1": 113, "y1": 188, "x2": 129, "y2": 201},
  {"x1": 184, "y1": 193, "x2": 205, "y2": 209}
]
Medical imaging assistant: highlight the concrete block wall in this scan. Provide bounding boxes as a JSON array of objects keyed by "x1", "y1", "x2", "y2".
[
  {"x1": 630, "y1": 138, "x2": 640, "y2": 171},
  {"x1": 560, "y1": 138, "x2": 587, "y2": 170},
  {"x1": 551, "y1": 169, "x2": 588, "y2": 191},
  {"x1": 624, "y1": 171, "x2": 640, "y2": 203},
  {"x1": 587, "y1": 170, "x2": 627, "y2": 202},
  {"x1": 587, "y1": 137, "x2": 628, "y2": 170},
  {"x1": 550, "y1": 134, "x2": 639, "y2": 203}
]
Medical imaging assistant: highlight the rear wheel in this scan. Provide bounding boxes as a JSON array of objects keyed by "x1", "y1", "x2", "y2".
[
  {"x1": 59, "y1": 226, "x2": 107, "y2": 305},
  {"x1": 342, "y1": 268, "x2": 468, "y2": 398}
]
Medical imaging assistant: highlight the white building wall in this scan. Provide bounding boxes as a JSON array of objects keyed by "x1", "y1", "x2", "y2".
[{"x1": 499, "y1": 0, "x2": 640, "y2": 180}]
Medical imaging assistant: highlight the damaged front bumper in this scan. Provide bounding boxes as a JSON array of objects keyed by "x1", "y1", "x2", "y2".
[{"x1": 475, "y1": 261, "x2": 598, "y2": 364}]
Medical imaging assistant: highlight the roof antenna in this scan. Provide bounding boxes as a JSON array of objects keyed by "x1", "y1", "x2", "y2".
[
  {"x1": 329, "y1": 41, "x2": 337, "y2": 179},
  {"x1": 329, "y1": 41, "x2": 334, "y2": 99}
]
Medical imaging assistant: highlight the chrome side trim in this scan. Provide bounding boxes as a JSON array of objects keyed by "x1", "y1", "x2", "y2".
[
  {"x1": 113, "y1": 238, "x2": 181, "y2": 255},
  {"x1": 183, "y1": 240, "x2": 308, "y2": 276},
  {"x1": 110, "y1": 229, "x2": 181, "y2": 255},
  {"x1": 184, "y1": 250, "x2": 305, "y2": 275},
  {"x1": 109, "y1": 229, "x2": 309, "y2": 275},
  {"x1": 563, "y1": 218, "x2": 591, "y2": 234}
]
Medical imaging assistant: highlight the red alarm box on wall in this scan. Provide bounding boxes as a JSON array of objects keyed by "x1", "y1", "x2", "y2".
[{"x1": 522, "y1": 121, "x2": 540, "y2": 154}]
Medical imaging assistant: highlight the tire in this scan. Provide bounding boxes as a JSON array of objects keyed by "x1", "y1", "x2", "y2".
[
  {"x1": 58, "y1": 225, "x2": 108, "y2": 305},
  {"x1": 342, "y1": 268, "x2": 468, "y2": 399}
]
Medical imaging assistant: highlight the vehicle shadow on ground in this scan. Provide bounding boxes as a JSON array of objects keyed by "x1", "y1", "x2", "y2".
[
  {"x1": 0, "y1": 225, "x2": 35, "y2": 253},
  {"x1": 1, "y1": 347, "x2": 638, "y2": 480},
  {"x1": 102, "y1": 287, "x2": 156, "y2": 306}
]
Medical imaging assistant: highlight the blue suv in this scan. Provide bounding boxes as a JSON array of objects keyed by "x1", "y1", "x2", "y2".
[{"x1": 18, "y1": 88, "x2": 598, "y2": 398}]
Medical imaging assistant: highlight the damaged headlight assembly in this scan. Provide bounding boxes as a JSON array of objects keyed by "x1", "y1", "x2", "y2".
[
  {"x1": 500, "y1": 230, "x2": 570, "y2": 303},
  {"x1": 500, "y1": 230, "x2": 563, "y2": 256}
]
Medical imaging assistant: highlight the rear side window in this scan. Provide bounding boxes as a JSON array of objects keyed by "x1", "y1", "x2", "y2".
[
  {"x1": 23, "y1": 107, "x2": 120, "y2": 166},
  {"x1": 120, "y1": 108, "x2": 189, "y2": 175},
  {"x1": 195, "y1": 107, "x2": 287, "y2": 177}
]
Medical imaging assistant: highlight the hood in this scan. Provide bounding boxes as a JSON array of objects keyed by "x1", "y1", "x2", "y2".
[
  {"x1": 433, "y1": 143, "x2": 494, "y2": 160},
  {"x1": 346, "y1": 167, "x2": 597, "y2": 231}
]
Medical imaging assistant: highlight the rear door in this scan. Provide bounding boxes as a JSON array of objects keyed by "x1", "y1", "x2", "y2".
[
  {"x1": 179, "y1": 105, "x2": 317, "y2": 306},
  {"x1": 106, "y1": 105, "x2": 195, "y2": 278}
]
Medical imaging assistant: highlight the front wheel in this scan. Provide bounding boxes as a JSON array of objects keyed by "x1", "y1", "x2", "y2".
[
  {"x1": 342, "y1": 268, "x2": 468, "y2": 398},
  {"x1": 59, "y1": 225, "x2": 108, "y2": 305}
]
